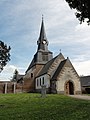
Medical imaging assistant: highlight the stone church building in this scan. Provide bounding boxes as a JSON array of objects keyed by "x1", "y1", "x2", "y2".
[{"x1": 23, "y1": 17, "x2": 81, "y2": 95}]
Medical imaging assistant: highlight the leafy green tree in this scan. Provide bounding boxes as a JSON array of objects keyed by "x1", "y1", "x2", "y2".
[
  {"x1": 65, "y1": 0, "x2": 90, "y2": 24},
  {"x1": 0, "y1": 40, "x2": 11, "y2": 72}
]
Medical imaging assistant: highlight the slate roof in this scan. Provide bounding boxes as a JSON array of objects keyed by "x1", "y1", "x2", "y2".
[
  {"x1": 26, "y1": 53, "x2": 38, "y2": 73},
  {"x1": 51, "y1": 59, "x2": 66, "y2": 80},
  {"x1": 80, "y1": 76, "x2": 90, "y2": 87},
  {"x1": 26, "y1": 18, "x2": 48, "y2": 73},
  {"x1": 26, "y1": 50, "x2": 53, "y2": 73},
  {"x1": 38, "y1": 17, "x2": 47, "y2": 44},
  {"x1": 37, "y1": 56, "x2": 57, "y2": 77},
  {"x1": 17, "y1": 75, "x2": 24, "y2": 80},
  {"x1": 36, "y1": 53, "x2": 65, "y2": 77}
]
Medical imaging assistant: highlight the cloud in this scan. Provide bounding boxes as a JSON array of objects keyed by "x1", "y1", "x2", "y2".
[
  {"x1": 0, "y1": 0, "x2": 90, "y2": 79},
  {"x1": 0, "y1": 65, "x2": 17, "y2": 80},
  {"x1": 0, "y1": 64, "x2": 25, "y2": 81},
  {"x1": 73, "y1": 60, "x2": 90, "y2": 76}
]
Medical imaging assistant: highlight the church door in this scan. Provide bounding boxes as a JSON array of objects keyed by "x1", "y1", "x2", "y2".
[{"x1": 65, "y1": 81, "x2": 74, "y2": 95}]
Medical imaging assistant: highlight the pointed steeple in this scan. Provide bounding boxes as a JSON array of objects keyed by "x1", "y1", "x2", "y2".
[
  {"x1": 37, "y1": 15, "x2": 48, "y2": 51},
  {"x1": 26, "y1": 16, "x2": 53, "y2": 72},
  {"x1": 39, "y1": 15, "x2": 47, "y2": 42}
]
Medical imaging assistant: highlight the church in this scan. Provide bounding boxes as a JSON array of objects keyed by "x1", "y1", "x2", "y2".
[{"x1": 23, "y1": 17, "x2": 81, "y2": 95}]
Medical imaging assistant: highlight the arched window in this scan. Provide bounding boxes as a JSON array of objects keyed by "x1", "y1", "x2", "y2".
[
  {"x1": 31, "y1": 73, "x2": 33, "y2": 78},
  {"x1": 42, "y1": 53, "x2": 48, "y2": 61}
]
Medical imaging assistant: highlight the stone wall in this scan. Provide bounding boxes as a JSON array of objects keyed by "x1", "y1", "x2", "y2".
[
  {"x1": 56, "y1": 66, "x2": 81, "y2": 95},
  {"x1": 0, "y1": 82, "x2": 23, "y2": 94}
]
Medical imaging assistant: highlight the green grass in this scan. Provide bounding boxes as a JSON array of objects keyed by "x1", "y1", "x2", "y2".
[{"x1": 0, "y1": 93, "x2": 90, "y2": 120}]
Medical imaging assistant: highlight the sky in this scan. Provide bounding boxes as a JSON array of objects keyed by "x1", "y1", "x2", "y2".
[{"x1": 0, "y1": 0, "x2": 90, "y2": 80}]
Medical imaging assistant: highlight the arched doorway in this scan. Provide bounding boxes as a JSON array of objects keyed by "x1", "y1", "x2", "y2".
[{"x1": 65, "y1": 81, "x2": 74, "y2": 95}]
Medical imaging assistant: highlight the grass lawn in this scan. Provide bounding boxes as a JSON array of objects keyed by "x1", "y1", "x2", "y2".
[{"x1": 0, "y1": 93, "x2": 90, "y2": 120}]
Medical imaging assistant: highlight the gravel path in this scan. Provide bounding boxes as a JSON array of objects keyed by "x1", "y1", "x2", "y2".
[{"x1": 69, "y1": 95, "x2": 90, "y2": 100}]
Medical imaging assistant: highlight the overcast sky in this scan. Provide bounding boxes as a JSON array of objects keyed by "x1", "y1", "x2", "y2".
[{"x1": 0, "y1": 0, "x2": 90, "y2": 80}]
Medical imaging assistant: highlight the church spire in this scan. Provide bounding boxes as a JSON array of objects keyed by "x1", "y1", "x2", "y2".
[
  {"x1": 38, "y1": 15, "x2": 47, "y2": 42},
  {"x1": 37, "y1": 15, "x2": 48, "y2": 51}
]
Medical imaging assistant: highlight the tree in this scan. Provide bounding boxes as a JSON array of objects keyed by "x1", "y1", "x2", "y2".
[
  {"x1": 65, "y1": 0, "x2": 90, "y2": 24},
  {"x1": 11, "y1": 69, "x2": 19, "y2": 82},
  {"x1": 0, "y1": 40, "x2": 11, "y2": 72}
]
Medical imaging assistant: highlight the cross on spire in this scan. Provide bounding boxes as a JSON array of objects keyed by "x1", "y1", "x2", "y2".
[
  {"x1": 42, "y1": 14, "x2": 44, "y2": 20},
  {"x1": 60, "y1": 49, "x2": 61, "y2": 53}
]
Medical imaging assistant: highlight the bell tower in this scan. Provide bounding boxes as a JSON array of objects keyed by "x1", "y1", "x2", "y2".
[
  {"x1": 36, "y1": 16, "x2": 53, "y2": 63},
  {"x1": 26, "y1": 16, "x2": 53, "y2": 72},
  {"x1": 24, "y1": 16, "x2": 53, "y2": 92}
]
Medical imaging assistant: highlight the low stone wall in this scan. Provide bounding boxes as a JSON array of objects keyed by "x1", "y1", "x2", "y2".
[
  {"x1": 0, "y1": 83, "x2": 5, "y2": 93},
  {"x1": 0, "y1": 82, "x2": 23, "y2": 94}
]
